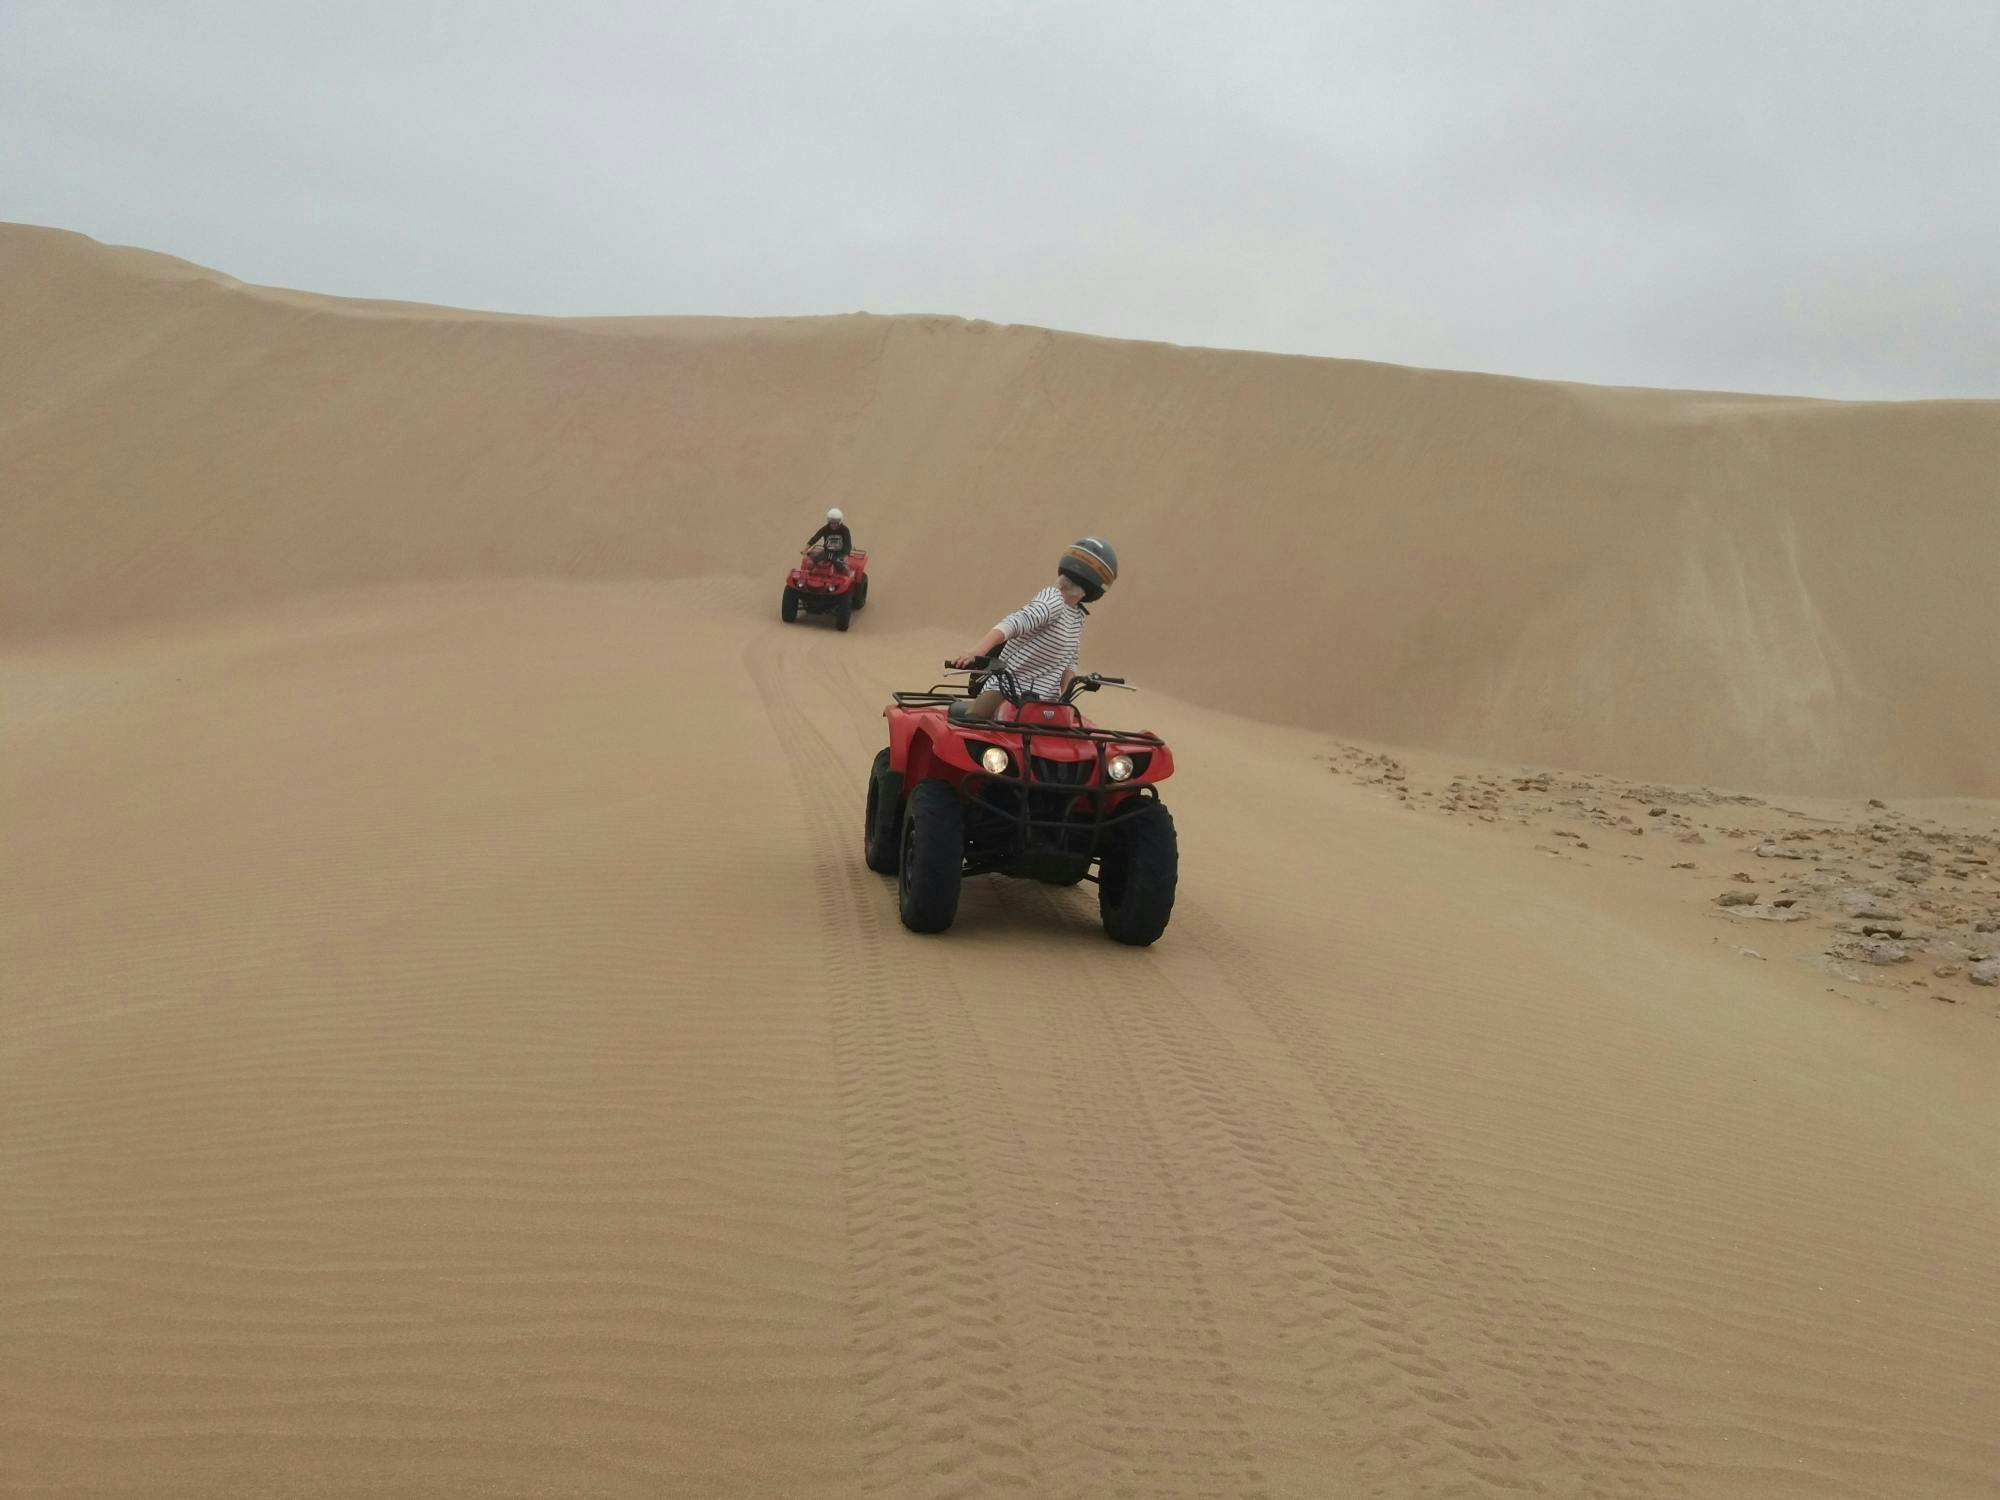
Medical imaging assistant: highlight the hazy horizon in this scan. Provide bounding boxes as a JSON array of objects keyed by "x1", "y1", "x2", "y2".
[{"x1": 5, "y1": 1, "x2": 1997, "y2": 400}]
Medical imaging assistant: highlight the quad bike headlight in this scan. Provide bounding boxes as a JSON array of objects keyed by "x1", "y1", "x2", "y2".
[
  {"x1": 1107, "y1": 754, "x2": 1134, "y2": 782},
  {"x1": 980, "y1": 746, "x2": 1012, "y2": 776}
]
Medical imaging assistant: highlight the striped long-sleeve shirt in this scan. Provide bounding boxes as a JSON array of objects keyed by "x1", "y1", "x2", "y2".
[{"x1": 992, "y1": 587, "x2": 1086, "y2": 700}]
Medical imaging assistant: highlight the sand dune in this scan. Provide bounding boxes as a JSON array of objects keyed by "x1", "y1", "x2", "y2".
[
  {"x1": 5, "y1": 228, "x2": 1999, "y2": 1497},
  {"x1": 5, "y1": 222, "x2": 1997, "y2": 794}
]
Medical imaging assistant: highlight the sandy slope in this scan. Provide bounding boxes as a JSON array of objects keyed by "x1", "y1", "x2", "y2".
[
  {"x1": 5, "y1": 229, "x2": 2000, "y2": 1496},
  {"x1": 5, "y1": 583, "x2": 1997, "y2": 1498},
  {"x1": 4, "y1": 222, "x2": 1999, "y2": 795}
]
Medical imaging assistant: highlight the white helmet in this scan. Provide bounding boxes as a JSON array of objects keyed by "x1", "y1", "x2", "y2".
[{"x1": 826, "y1": 507, "x2": 844, "y2": 523}]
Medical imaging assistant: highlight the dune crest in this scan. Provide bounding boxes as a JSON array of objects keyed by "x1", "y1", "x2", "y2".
[{"x1": 4, "y1": 221, "x2": 1996, "y2": 793}]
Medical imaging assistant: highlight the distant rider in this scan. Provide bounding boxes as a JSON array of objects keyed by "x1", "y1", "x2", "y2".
[
  {"x1": 948, "y1": 537, "x2": 1118, "y2": 719},
  {"x1": 805, "y1": 507, "x2": 854, "y2": 573}
]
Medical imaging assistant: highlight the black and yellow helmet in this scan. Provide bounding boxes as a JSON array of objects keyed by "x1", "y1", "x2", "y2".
[{"x1": 1058, "y1": 536, "x2": 1118, "y2": 602}]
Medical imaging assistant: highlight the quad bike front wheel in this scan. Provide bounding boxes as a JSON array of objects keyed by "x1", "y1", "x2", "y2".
[
  {"x1": 1097, "y1": 800, "x2": 1178, "y2": 945},
  {"x1": 898, "y1": 780, "x2": 963, "y2": 932},
  {"x1": 780, "y1": 586, "x2": 799, "y2": 623},
  {"x1": 834, "y1": 594, "x2": 853, "y2": 632},
  {"x1": 863, "y1": 748, "x2": 903, "y2": 874},
  {"x1": 854, "y1": 576, "x2": 870, "y2": 611}
]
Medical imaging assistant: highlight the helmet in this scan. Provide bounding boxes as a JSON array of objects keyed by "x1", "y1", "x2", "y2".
[
  {"x1": 1057, "y1": 536, "x2": 1118, "y2": 602},
  {"x1": 826, "y1": 507, "x2": 844, "y2": 523}
]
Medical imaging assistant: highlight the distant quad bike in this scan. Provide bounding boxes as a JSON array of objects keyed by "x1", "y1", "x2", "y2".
[
  {"x1": 781, "y1": 548, "x2": 869, "y2": 630},
  {"x1": 863, "y1": 663, "x2": 1178, "y2": 944}
]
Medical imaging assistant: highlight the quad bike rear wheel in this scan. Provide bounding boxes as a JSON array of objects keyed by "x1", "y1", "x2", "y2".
[
  {"x1": 864, "y1": 748, "x2": 903, "y2": 874},
  {"x1": 854, "y1": 576, "x2": 870, "y2": 611},
  {"x1": 1097, "y1": 800, "x2": 1177, "y2": 945},
  {"x1": 898, "y1": 780, "x2": 962, "y2": 932},
  {"x1": 780, "y1": 586, "x2": 799, "y2": 623}
]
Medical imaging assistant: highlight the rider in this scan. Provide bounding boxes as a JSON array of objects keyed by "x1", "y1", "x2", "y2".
[
  {"x1": 804, "y1": 507, "x2": 854, "y2": 573},
  {"x1": 948, "y1": 537, "x2": 1118, "y2": 719}
]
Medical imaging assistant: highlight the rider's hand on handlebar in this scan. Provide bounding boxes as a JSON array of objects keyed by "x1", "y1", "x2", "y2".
[{"x1": 948, "y1": 652, "x2": 981, "y2": 669}]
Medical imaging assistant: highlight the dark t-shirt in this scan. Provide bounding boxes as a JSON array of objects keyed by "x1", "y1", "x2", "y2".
[{"x1": 807, "y1": 522, "x2": 853, "y2": 555}]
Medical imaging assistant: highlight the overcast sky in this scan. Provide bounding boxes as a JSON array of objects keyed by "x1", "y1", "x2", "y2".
[{"x1": 5, "y1": 0, "x2": 1995, "y2": 399}]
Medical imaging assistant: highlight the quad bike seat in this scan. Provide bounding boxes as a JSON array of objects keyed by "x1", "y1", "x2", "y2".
[{"x1": 948, "y1": 696, "x2": 1080, "y2": 726}]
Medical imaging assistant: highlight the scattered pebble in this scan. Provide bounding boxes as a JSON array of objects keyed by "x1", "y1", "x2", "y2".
[
  {"x1": 1833, "y1": 939, "x2": 1910, "y2": 966},
  {"x1": 1735, "y1": 904, "x2": 1808, "y2": 923},
  {"x1": 1841, "y1": 899, "x2": 1904, "y2": 922}
]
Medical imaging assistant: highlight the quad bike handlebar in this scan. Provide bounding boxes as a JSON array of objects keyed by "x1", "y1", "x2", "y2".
[{"x1": 939, "y1": 664, "x2": 1132, "y2": 704}]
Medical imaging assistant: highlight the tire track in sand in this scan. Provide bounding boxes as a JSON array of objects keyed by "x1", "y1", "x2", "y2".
[
  {"x1": 745, "y1": 629, "x2": 1050, "y2": 1497},
  {"x1": 939, "y1": 886, "x2": 1273, "y2": 1499},
  {"x1": 987, "y1": 878, "x2": 1524, "y2": 1497},
  {"x1": 1171, "y1": 904, "x2": 1691, "y2": 1497}
]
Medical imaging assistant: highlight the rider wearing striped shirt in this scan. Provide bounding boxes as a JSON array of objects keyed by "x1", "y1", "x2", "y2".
[{"x1": 949, "y1": 537, "x2": 1119, "y2": 720}]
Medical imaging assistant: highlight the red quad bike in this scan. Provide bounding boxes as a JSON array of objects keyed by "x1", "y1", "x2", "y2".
[
  {"x1": 781, "y1": 548, "x2": 869, "y2": 631},
  {"x1": 863, "y1": 663, "x2": 1178, "y2": 944}
]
